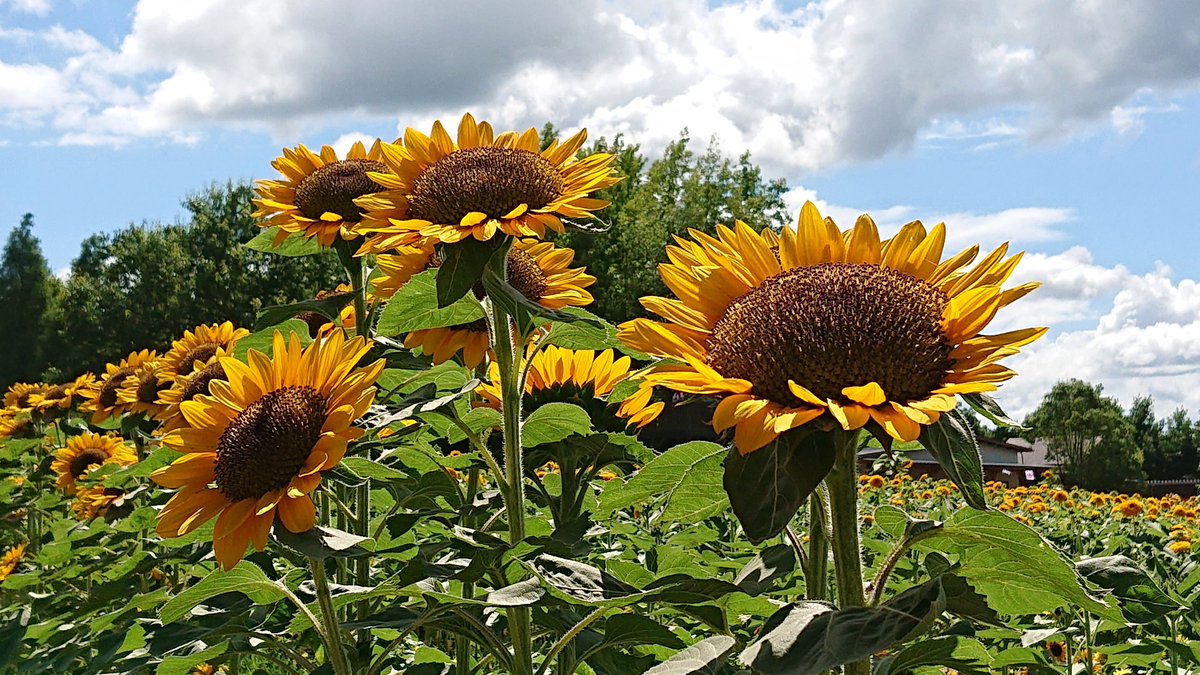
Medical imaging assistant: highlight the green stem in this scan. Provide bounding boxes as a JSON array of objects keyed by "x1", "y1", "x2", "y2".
[
  {"x1": 826, "y1": 431, "x2": 868, "y2": 675},
  {"x1": 537, "y1": 607, "x2": 609, "y2": 675},
  {"x1": 805, "y1": 494, "x2": 829, "y2": 601},
  {"x1": 491, "y1": 296, "x2": 533, "y2": 675},
  {"x1": 310, "y1": 558, "x2": 351, "y2": 675}
]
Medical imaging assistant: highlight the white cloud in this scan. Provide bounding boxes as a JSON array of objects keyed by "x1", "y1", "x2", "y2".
[
  {"x1": 1, "y1": 0, "x2": 1198, "y2": 162},
  {"x1": 1, "y1": 0, "x2": 51, "y2": 15}
]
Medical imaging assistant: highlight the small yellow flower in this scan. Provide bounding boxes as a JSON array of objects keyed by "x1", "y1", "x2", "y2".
[
  {"x1": 1167, "y1": 540, "x2": 1192, "y2": 555},
  {"x1": 867, "y1": 475, "x2": 886, "y2": 488},
  {"x1": 0, "y1": 543, "x2": 25, "y2": 582}
]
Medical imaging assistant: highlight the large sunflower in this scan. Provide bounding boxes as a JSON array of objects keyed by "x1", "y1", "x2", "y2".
[
  {"x1": 161, "y1": 322, "x2": 250, "y2": 379},
  {"x1": 51, "y1": 432, "x2": 138, "y2": 496},
  {"x1": 353, "y1": 113, "x2": 620, "y2": 251},
  {"x1": 151, "y1": 331, "x2": 384, "y2": 570},
  {"x1": 400, "y1": 239, "x2": 595, "y2": 367},
  {"x1": 28, "y1": 373, "x2": 96, "y2": 414},
  {"x1": 254, "y1": 140, "x2": 389, "y2": 248},
  {"x1": 618, "y1": 202, "x2": 1044, "y2": 454},
  {"x1": 79, "y1": 350, "x2": 158, "y2": 425},
  {"x1": 476, "y1": 345, "x2": 663, "y2": 430}
]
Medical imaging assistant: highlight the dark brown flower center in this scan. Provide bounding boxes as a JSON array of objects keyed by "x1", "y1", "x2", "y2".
[
  {"x1": 177, "y1": 343, "x2": 221, "y2": 375},
  {"x1": 70, "y1": 449, "x2": 110, "y2": 478},
  {"x1": 294, "y1": 159, "x2": 387, "y2": 222},
  {"x1": 136, "y1": 372, "x2": 169, "y2": 405},
  {"x1": 214, "y1": 386, "x2": 327, "y2": 501},
  {"x1": 706, "y1": 263, "x2": 953, "y2": 407},
  {"x1": 99, "y1": 368, "x2": 135, "y2": 407},
  {"x1": 181, "y1": 362, "x2": 227, "y2": 403},
  {"x1": 506, "y1": 248, "x2": 547, "y2": 302},
  {"x1": 407, "y1": 147, "x2": 563, "y2": 224},
  {"x1": 43, "y1": 384, "x2": 70, "y2": 402}
]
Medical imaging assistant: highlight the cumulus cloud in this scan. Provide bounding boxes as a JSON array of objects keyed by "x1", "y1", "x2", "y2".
[
  {"x1": 0, "y1": 0, "x2": 51, "y2": 15},
  {"x1": 2, "y1": 0, "x2": 1199, "y2": 164}
]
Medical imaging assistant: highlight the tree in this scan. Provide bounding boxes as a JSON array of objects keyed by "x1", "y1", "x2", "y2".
[
  {"x1": 1023, "y1": 379, "x2": 1145, "y2": 492},
  {"x1": 40, "y1": 182, "x2": 343, "y2": 377},
  {"x1": 1159, "y1": 408, "x2": 1199, "y2": 478},
  {"x1": 0, "y1": 214, "x2": 60, "y2": 387},
  {"x1": 559, "y1": 132, "x2": 790, "y2": 322}
]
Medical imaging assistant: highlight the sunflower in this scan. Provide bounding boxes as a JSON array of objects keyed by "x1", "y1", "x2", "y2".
[
  {"x1": 72, "y1": 486, "x2": 126, "y2": 521},
  {"x1": 353, "y1": 113, "x2": 620, "y2": 251},
  {"x1": 618, "y1": 202, "x2": 1044, "y2": 454},
  {"x1": 0, "y1": 543, "x2": 25, "y2": 583},
  {"x1": 476, "y1": 345, "x2": 663, "y2": 430},
  {"x1": 51, "y1": 432, "x2": 138, "y2": 496},
  {"x1": 117, "y1": 360, "x2": 173, "y2": 419},
  {"x1": 4, "y1": 383, "x2": 51, "y2": 413},
  {"x1": 28, "y1": 373, "x2": 96, "y2": 413},
  {"x1": 254, "y1": 140, "x2": 390, "y2": 248},
  {"x1": 79, "y1": 350, "x2": 158, "y2": 425},
  {"x1": 151, "y1": 331, "x2": 384, "y2": 570},
  {"x1": 161, "y1": 322, "x2": 250, "y2": 379},
  {"x1": 157, "y1": 355, "x2": 229, "y2": 432},
  {"x1": 401, "y1": 238, "x2": 596, "y2": 366}
]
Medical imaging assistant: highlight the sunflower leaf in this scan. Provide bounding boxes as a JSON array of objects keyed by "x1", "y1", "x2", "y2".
[
  {"x1": 919, "y1": 409, "x2": 988, "y2": 510},
  {"x1": 872, "y1": 635, "x2": 993, "y2": 675},
  {"x1": 644, "y1": 635, "x2": 737, "y2": 675},
  {"x1": 232, "y1": 319, "x2": 312, "y2": 359},
  {"x1": 274, "y1": 525, "x2": 375, "y2": 560},
  {"x1": 376, "y1": 269, "x2": 485, "y2": 335},
  {"x1": 597, "y1": 441, "x2": 727, "y2": 526},
  {"x1": 962, "y1": 393, "x2": 1024, "y2": 430},
  {"x1": 254, "y1": 292, "x2": 354, "y2": 331},
  {"x1": 1076, "y1": 555, "x2": 1181, "y2": 624},
  {"x1": 437, "y1": 237, "x2": 504, "y2": 308},
  {"x1": 159, "y1": 562, "x2": 287, "y2": 624},
  {"x1": 244, "y1": 226, "x2": 323, "y2": 257},
  {"x1": 738, "y1": 579, "x2": 945, "y2": 674},
  {"x1": 522, "y1": 402, "x2": 594, "y2": 448},
  {"x1": 723, "y1": 430, "x2": 835, "y2": 544}
]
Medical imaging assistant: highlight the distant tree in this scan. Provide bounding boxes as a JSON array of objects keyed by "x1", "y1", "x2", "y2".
[
  {"x1": 1023, "y1": 379, "x2": 1145, "y2": 492},
  {"x1": 1159, "y1": 407, "x2": 1199, "y2": 478},
  {"x1": 0, "y1": 214, "x2": 60, "y2": 387},
  {"x1": 1128, "y1": 395, "x2": 1169, "y2": 479},
  {"x1": 561, "y1": 132, "x2": 790, "y2": 321},
  {"x1": 40, "y1": 182, "x2": 343, "y2": 377}
]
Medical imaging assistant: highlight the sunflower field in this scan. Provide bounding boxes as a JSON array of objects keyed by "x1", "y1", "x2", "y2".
[{"x1": 1, "y1": 114, "x2": 1196, "y2": 674}]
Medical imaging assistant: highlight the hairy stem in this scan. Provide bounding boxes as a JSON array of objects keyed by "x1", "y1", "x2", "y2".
[
  {"x1": 826, "y1": 431, "x2": 868, "y2": 675},
  {"x1": 310, "y1": 558, "x2": 351, "y2": 675}
]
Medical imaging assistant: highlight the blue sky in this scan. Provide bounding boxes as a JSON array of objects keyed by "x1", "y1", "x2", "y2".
[{"x1": 2, "y1": 0, "x2": 1200, "y2": 418}]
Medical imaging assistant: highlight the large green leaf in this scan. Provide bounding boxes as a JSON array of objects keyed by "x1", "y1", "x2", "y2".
[
  {"x1": 739, "y1": 579, "x2": 945, "y2": 674},
  {"x1": 1076, "y1": 555, "x2": 1181, "y2": 624},
  {"x1": 159, "y1": 562, "x2": 287, "y2": 625},
  {"x1": 872, "y1": 635, "x2": 992, "y2": 675},
  {"x1": 915, "y1": 509, "x2": 1116, "y2": 619},
  {"x1": 254, "y1": 291, "x2": 354, "y2": 331},
  {"x1": 522, "y1": 402, "x2": 594, "y2": 447},
  {"x1": 244, "y1": 226, "x2": 323, "y2": 257},
  {"x1": 724, "y1": 431, "x2": 835, "y2": 544},
  {"x1": 579, "y1": 614, "x2": 685, "y2": 662},
  {"x1": 273, "y1": 525, "x2": 374, "y2": 559},
  {"x1": 598, "y1": 441, "x2": 727, "y2": 525},
  {"x1": 918, "y1": 410, "x2": 987, "y2": 510},
  {"x1": 438, "y1": 237, "x2": 503, "y2": 307},
  {"x1": 231, "y1": 319, "x2": 311, "y2": 360},
  {"x1": 376, "y1": 269, "x2": 485, "y2": 335},
  {"x1": 644, "y1": 636, "x2": 737, "y2": 675},
  {"x1": 733, "y1": 544, "x2": 796, "y2": 597}
]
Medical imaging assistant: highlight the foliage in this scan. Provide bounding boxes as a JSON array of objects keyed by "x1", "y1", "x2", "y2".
[
  {"x1": 0, "y1": 214, "x2": 61, "y2": 387},
  {"x1": 1024, "y1": 379, "x2": 1147, "y2": 492}
]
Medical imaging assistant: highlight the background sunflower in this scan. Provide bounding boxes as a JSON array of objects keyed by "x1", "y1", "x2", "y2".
[{"x1": 51, "y1": 432, "x2": 137, "y2": 496}]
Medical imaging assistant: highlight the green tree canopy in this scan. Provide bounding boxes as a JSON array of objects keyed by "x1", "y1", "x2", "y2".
[
  {"x1": 1023, "y1": 379, "x2": 1145, "y2": 492},
  {"x1": 40, "y1": 182, "x2": 343, "y2": 378},
  {"x1": 0, "y1": 214, "x2": 61, "y2": 387}
]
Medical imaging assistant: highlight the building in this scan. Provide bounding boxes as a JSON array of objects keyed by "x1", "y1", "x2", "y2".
[{"x1": 859, "y1": 437, "x2": 1055, "y2": 487}]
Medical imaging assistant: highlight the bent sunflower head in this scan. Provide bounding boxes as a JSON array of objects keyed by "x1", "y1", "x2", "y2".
[
  {"x1": 4, "y1": 383, "x2": 51, "y2": 413},
  {"x1": 618, "y1": 202, "x2": 1044, "y2": 455},
  {"x1": 28, "y1": 373, "x2": 96, "y2": 413},
  {"x1": 79, "y1": 350, "x2": 158, "y2": 425},
  {"x1": 51, "y1": 432, "x2": 137, "y2": 496},
  {"x1": 254, "y1": 140, "x2": 390, "y2": 248},
  {"x1": 151, "y1": 331, "x2": 384, "y2": 570},
  {"x1": 353, "y1": 113, "x2": 620, "y2": 251},
  {"x1": 476, "y1": 345, "x2": 663, "y2": 431}
]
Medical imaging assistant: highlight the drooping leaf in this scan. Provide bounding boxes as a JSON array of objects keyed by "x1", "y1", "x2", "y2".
[
  {"x1": 733, "y1": 544, "x2": 797, "y2": 596},
  {"x1": 244, "y1": 226, "x2": 323, "y2": 257},
  {"x1": 643, "y1": 636, "x2": 737, "y2": 675},
  {"x1": 528, "y1": 555, "x2": 644, "y2": 606},
  {"x1": 915, "y1": 509, "x2": 1117, "y2": 619},
  {"x1": 522, "y1": 402, "x2": 594, "y2": 448},
  {"x1": 159, "y1": 563, "x2": 286, "y2": 625},
  {"x1": 376, "y1": 269, "x2": 485, "y2": 335},
  {"x1": 598, "y1": 441, "x2": 727, "y2": 525},
  {"x1": 273, "y1": 525, "x2": 374, "y2": 559},
  {"x1": 919, "y1": 410, "x2": 987, "y2": 510},
  {"x1": 580, "y1": 614, "x2": 685, "y2": 662},
  {"x1": 437, "y1": 237, "x2": 503, "y2": 307},
  {"x1": 254, "y1": 291, "x2": 355, "y2": 331},
  {"x1": 724, "y1": 430, "x2": 835, "y2": 543},
  {"x1": 155, "y1": 641, "x2": 230, "y2": 675},
  {"x1": 739, "y1": 579, "x2": 945, "y2": 674},
  {"x1": 962, "y1": 393, "x2": 1023, "y2": 429},
  {"x1": 872, "y1": 635, "x2": 992, "y2": 675},
  {"x1": 1076, "y1": 555, "x2": 1181, "y2": 624}
]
